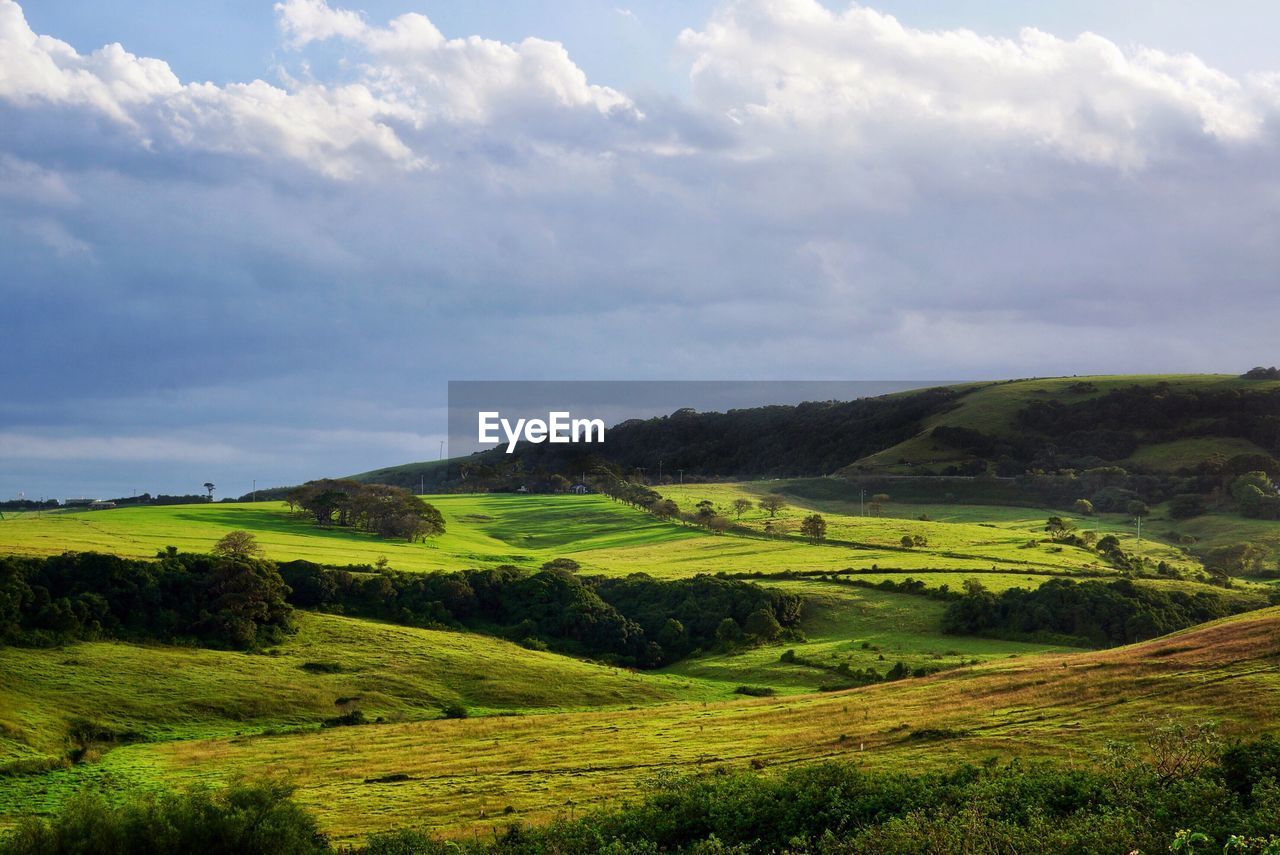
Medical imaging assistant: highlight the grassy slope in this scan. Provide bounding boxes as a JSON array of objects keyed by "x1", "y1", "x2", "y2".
[
  {"x1": 851, "y1": 374, "x2": 1280, "y2": 473},
  {"x1": 659, "y1": 580, "x2": 1066, "y2": 690},
  {"x1": 0, "y1": 612, "x2": 721, "y2": 763},
  {"x1": 657, "y1": 482, "x2": 1205, "y2": 578},
  {"x1": 32, "y1": 606, "x2": 1279, "y2": 842},
  {"x1": 0, "y1": 496, "x2": 699, "y2": 573}
]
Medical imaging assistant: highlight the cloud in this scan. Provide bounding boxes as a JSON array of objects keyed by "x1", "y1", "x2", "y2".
[
  {"x1": 2, "y1": 0, "x2": 1280, "y2": 495},
  {"x1": 678, "y1": 0, "x2": 1272, "y2": 168},
  {"x1": 275, "y1": 0, "x2": 636, "y2": 123},
  {"x1": 274, "y1": 0, "x2": 367, "y2": 49}
]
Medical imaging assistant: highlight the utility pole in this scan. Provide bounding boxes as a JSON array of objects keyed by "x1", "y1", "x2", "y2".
[
  {"x1": 860, "y1": 489, "x2": 866, "y2": 517},
  {"x1": 419, "y1": 475, "x2": 424, "y2": 496},
  {"x1": 1135, "y1": 514, "x2": 1143, "y2": 563},
  {"x1": 677, "y1": 469, "x2": 684, "y2": 485},
  {"x1": 253, "y1": 479, "x2": 257, "y2": 502},
  {"x1": 439, "y1": 440, "x2": 444, "y2": 460}
]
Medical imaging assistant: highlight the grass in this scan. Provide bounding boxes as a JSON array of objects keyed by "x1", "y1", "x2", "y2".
[
  {"x1": 657, "y1": 481, "x2": 1203, "y2": 576},
  {"x1": 660, "y1": 580, "x2": 1065, "y2": 691},
  {"x1": 0, "y1": 496, "x2": 697, "y2": 573},
  {"x1": 0, "y1": 612, "x2": 722, "y2": 764},
  {"x1": 0, "y1": 490, "x2": 1203, "y2": 580},
  {"x1": 8, "y1": 607, "x2": 1275, "y2": 843}
]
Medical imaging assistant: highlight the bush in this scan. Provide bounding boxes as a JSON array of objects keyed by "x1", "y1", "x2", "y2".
[
  {"x1": 941, "y1": 578, "x2": 1265, "y2": 646},
  {"x1": 1169, "y1": 494, "x2": 1208, "y2": 519},
  {"x1": 0, "y1": 780, "x2": 327, "y2": 855}
]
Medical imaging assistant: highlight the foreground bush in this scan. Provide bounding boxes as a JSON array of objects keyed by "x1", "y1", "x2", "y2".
[{"x1": 0, "y1": 780, "x2": 326, "y2": 855}]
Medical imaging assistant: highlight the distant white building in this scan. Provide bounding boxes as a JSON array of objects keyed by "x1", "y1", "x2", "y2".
[{"x1": 571, "y1": 484, "x2": 589, "y2": 494}]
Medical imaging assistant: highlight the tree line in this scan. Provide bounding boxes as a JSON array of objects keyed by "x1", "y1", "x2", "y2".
[
  {"x1": 941, "y1": 578, "x2": 1271, "y2": 647},
  {"x1": 0, "y1": 544, "x2": 802, "y2": 669},
  {"x1": 278, "y1": 558, "x2": 803, "y2": 668}
]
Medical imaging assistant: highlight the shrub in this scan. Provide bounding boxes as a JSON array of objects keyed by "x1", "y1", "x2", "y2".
[{"x1": 0, "y1": 780, "x2": 326, "y2": 855}]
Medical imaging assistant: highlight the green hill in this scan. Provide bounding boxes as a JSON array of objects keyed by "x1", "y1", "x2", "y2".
[
  {"x1": 340, "y1": 375, "x2": 1279, "y2": 492},
  {"x1": 13, "y1": 605, "x2": 1276, "y2": 842},
  {"x1": 848, "y1": 373, "x2": 1280, "y2": 475}
]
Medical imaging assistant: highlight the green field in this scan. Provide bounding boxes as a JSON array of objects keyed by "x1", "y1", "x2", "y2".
[
  {"x1": 2, "y1": 478, "x2": 1276, "y2": 844},
  {"x1": 0, "y1": 489, "x2": 1196, "y2": 578},
  {"x1": 657, "y1": 481, "x2": 1204, "y2": 576},
  {"x1": 0, "y1": 496, "x2": 699, "y2": 573}
]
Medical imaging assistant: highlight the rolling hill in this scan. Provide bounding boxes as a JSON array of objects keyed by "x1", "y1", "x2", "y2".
[{"x1": 10, "y1": 605, "x2": 1275, "y2": 842}]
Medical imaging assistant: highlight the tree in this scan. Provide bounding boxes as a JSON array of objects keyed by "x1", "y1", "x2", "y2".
[
  {"x1": 758, "y1": 494, "x2": 786, "y2": 517},
  {"x1": 706, "y1": 515, "x2": 730, "y2": 535},
  {"x1": 799, "y1": 513, "x2": 827, "y2": 544},
  {"x1": 731, "y1": 498, "x2": 754, "y2": 519},
  {"x1": 1045, "y1": 516, "x2": 1076, "y2": 538},
  {"x1": 743, "y1": 608, "x2": 783, "y2": 640},
  {"x1": 1073, "y1": 498, "x2": 1094, "y2": 517},
  {"x1": 695, "y1": 499, "x2": 717, "y2": 524},
  {"x1": 1168, "y1": 494, "x2": 1206, "y2": 519},
  {"x1": 1127, "y1": 500, "x2": 1150, "y2": 519},
  {"x1": 203, "y1": 482, "x2": 215, "y2": 502},
  {"x1": 651, "y1": 499, "x2": 679, "y2": 521},
  {"x1": 212, "y1": 530, "x2": 265, "y2": 560}
]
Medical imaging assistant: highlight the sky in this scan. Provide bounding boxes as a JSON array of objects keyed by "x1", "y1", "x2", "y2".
[{"x1": 2, "y1": 0, "x2": 1280, "y2": 499}]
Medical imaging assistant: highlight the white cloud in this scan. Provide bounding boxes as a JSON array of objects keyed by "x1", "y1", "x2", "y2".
[
  {"x1": 275, "y1": 1, "x2": 636, "y2": 123},
  {"x1": 0, "y1": 0, "x2": 634, "y2": 180},
  {"x1": 274, "y1": 0, "x2": 367, "y2": 49},
  {"x1": 678, "y1": 0, "x2": 1270, "y2": 167}
]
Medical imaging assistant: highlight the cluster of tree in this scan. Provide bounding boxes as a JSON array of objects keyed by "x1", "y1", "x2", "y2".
[
  {"x1": 285, "y1": 480, "x2": 445, "y2": 541},
  {"x1": 276, "y1": 560, "x2": 801, "y2": 668},
  {"x1": 926, "y1": 384, "x2": 1280, "y2": 498},
  {"x1": 1230, "y1": 471, "x2": 1280, "y2": 519},
  {"x1": 1019, "y1": 384, "x2": 1280, "y2": 463},
  {"x1": 150, "y1": 494, "x2": 217, "y2": 506},
  {"x1": 941, "y1": 578, "x2": 1270, "y2": 647},
  {"x1": 845, "y1": 576, "x2": 960, "y2": 600},
  {"x1": 0, "y1": 499, "x2": 59, "y2": 512},
  {"x1": 1243, "y1": 366, "x2": 1280, "y2": 380},
  {"x1": 13, "y1": 730, "x2": 1280, "y2": 854},
  {"x1": 0, "y1": 550, "x2": 294, "y2": 650}
]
